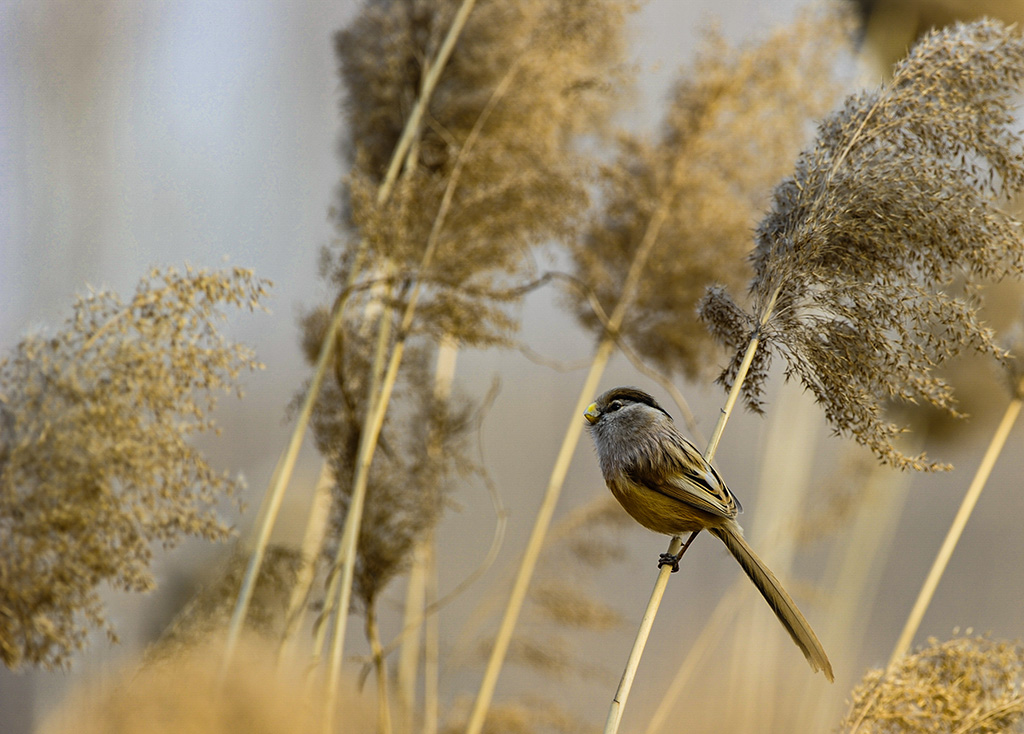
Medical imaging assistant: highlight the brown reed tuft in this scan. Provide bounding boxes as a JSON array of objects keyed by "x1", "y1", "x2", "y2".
[
  {"x1": 570, "y1": 4, "x2": 853, "y2": 380},
  {"x1": 329, "y1": 0, "x2": 633, "y2": 348},
  {"x1": 150, "y1": 544, "x2": 303, "y2": 659},
  {"x1": 0, "y1": 266, "x2": 268, "y2": 669},
  {"x1": 841, "y1": 635, "x2": 1024, "y2": 733},
  {"x1": 701, "y1": 19, "x2": 1024, "y2": 470}
]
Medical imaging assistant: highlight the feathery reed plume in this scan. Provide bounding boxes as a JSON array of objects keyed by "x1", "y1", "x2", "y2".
[
  {"x1": 572, "y1": 4, "x2": 854, "y2": 380},
  {"x1": 0, "y1": 266, "x2": 268, "y2": 670},
  {"x1": 701, "y1": 19, "x2": 1024, "y2": 470},
  {"x1": 841, "y1": 635, "x2": 1024, "y2": 733},
  {"x1": 331, "y1": 0, "x2": 631, "y2": 347},
  {"x1": 300, "y1": 325, "x2": 478, "y2": 614}
]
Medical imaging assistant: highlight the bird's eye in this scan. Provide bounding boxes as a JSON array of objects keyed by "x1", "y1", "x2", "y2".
[{"x1": 607, "y1": 400, "x2": 623, "y2": 412}]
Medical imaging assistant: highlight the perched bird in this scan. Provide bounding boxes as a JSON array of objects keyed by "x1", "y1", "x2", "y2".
[{"x1": 584, "y1": 386, "x2": 833, "y2": 681}]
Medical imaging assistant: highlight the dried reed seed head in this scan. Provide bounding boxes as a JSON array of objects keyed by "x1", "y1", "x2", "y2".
[
  {"x1": 331, "y1": 0, "x2": 634, "y2": 348},
  {"x1": 307, "y1": 335, "x2": 479, "y2": 611},
  {"x1": 572, "y1": 4, "x2": 853, "y2": 380},
  {"x1": 0, "y1": 266, "x2": 268, "y2": 669},
  {"x1": 841, "y1": 635, "x2": 1024, "y2": 734},
  {"x1": 312, "y1": 0, "x2": 631, "y2": 609},
  {"x1": 703, "y1": 19, "x2": 1024, "y2": 470}
]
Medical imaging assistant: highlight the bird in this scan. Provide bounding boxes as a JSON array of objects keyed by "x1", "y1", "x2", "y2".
[{"x1": 583, "y1": 386, "x2": 833, "y2": 681}]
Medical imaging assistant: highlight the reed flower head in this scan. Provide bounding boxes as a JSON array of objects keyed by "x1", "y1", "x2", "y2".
[
  {"x1": 331, "y1": 0, "x2": 634, "y2": 347},
  {"x1": 701, "y1": 19, "x2": 1024, "y2": 469},
  {"x1": 41, "y1": 637, "x2": 370, "y2": 734},
  {"x1": 841, "y1": 635, "x2": 1024, "y2": 733},
  {"x1": 0, "y1": 266, "x2": 268, "y2": 668},
  {"x1": 299, "y1": 315, "x2": 477, "y2": 611},
  {"x1": 570, "y1": 5, "x2": 853, "y2": 379}
]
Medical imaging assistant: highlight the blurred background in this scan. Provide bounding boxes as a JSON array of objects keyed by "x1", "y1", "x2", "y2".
[{"x1": 3, "y1": 0, "x2": 1024, "y2": 732}]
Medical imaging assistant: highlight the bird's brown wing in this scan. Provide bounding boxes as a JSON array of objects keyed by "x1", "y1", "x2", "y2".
[{"x1": 624, "y1": 434, "x2": 740, "y2": 520}]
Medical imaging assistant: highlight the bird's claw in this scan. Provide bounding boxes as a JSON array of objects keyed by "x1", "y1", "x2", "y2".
[{"x1": 658, "y1": 552, "x2": 680, "y2": 573}]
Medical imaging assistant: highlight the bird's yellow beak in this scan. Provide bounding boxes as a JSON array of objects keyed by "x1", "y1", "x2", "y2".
[{"x1": 583, "y1": 402, "x2": 600, "y2": 424}]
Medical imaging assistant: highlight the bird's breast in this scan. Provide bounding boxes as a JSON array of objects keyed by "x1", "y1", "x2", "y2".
[{"x1": 607, "y1": 477, "x2": 723, "y2": 536}]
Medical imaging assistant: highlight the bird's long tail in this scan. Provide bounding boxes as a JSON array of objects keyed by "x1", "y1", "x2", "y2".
[{"x1": 710, "y1": 522, "x2": 834, "y2": 681}]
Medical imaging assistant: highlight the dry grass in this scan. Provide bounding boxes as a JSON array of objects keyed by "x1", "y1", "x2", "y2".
[
  {"x1": 0, "y1": 266, "x2": 268, "y2": 669},
  {"x1": 842, "y1": 635, "x2": 1024, "y2": 734}
]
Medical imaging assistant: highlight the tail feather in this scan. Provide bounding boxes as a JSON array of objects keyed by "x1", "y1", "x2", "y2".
[{"x1": 710, "y1": 523, "x2": 834, "y2": 682}]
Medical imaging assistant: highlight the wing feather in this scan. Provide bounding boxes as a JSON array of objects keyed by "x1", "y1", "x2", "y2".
[{"x1": 624, "y1": 434, "x2": 740, "y2": 519}]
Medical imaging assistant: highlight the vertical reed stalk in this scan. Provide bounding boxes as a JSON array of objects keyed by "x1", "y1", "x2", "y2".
[
  {"x1": 396, "y1": 545, "x2": 427, "y2": 734},
  {"x1": 220, "y1": 293, "x2": 349, "y2": 681},
  {"x1": 277, "y1": 462, "x2": 336, "y2": 666},
  {"x1": 642, "y1": 583, "x2": 747, "y2": 734},
  {"x1": 367, "y1": 605, "x2": 394, "y2": 734},
  {"x1": 423, "y1": 539, "x2": 441, "y2": 734}
]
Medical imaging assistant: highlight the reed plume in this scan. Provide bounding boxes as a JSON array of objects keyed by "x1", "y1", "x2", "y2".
[
  {"x1": 0, "y1": 266, "x2": 268, "y2": 669},
  {"x1": 701, "y1": 19, "x2": 1024, "y2": 470}
]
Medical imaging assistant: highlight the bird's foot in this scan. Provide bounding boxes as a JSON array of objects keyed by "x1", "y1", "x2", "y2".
[{"x1": 657, "y1": 552, "x2": 681, "y2": 573}]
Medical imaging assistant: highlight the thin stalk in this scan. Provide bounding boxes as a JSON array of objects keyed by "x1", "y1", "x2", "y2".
[
  {"x1": 367, "y1": 604, "x2": 394, "y2": 734},
  {"x1": 423, "y1": 539, "x2": 440, "y2": 734},
  {"x1": 322, "y1": 280, "x2": 395, "y2": 729},
  {"x1": 395, "y1": 338, "x2": 457, "y2": 733},
  {"x1": 464, "y1": 339, "x2": 616, "y2": 734},
  {"x1": 376, "y1": 0, "x2": 478, "y2": 206},
  {"x1": 603, "y1": 533, "x2": 688, "y2": 734},
  {"x1": 396, "y1": 543, "x2": 427, "y2": 734},
  {"x1": 603, "y1": 290, "x2": 779, "y2": 734},
  {"x1": 706, "y1": 286, "x2": 779, "y2": 462},
  {"x1": 277, "y1": 462, "x2": 336, "y2": 666},
  {"x1": 642, "y1": 582, "x2": 747, "y2": 734},
  {"x1": 463, "y1": 148, "x2": 680, "y2": 734},
  {"x1": 887, "y1": 392, "x2": 1023, "y2": 668}
]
